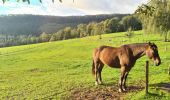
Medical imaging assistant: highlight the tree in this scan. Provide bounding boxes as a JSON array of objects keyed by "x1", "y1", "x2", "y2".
[
  {"x1": 49, "y1": 35, "x2": 56, "y2": 42},
  {"x1": 120, "y1": 15, "x2": 142, "y2": 31},
  {"x1": 135, "y1": 2, "x2": 155, "y2": 32},
  {"x1": 70, "y1": 28, "x2": 79, "y2": 38},
  {"x1": 63, "y1": 27, "x2": 72, "y2": 39},
  {"x1": 135, "y1": 0, "x2": 170, "y2": 41},
  {"x1": 86, "y1": 22, "x2": 98, "y2": 36},
  {"x1": 108, "y1": 17, "x2": 120, "y2": 33},
  {"x1": 92, "y1": 22, "x2": 104, "y2": 39},
  {"x1": 55, "y1": 30, "x2": 64, "y2": 40},
  {"x1": 103, "y1": 19, "x2": 112, "y2": 33},
  {"x1": 77, "y1": 24, "x2": 87, "y2": 38},
  {"x1": 40, "y1": 32, "x2": 50, "y2": 42}
]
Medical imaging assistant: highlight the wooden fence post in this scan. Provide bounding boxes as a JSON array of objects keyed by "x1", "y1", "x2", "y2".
[
  {"x1": 145, "y1": 61, "x2": 149, "y2": 94},
  {"x1": 168, "y1": 65, "x2": 170, "y2": 75}
]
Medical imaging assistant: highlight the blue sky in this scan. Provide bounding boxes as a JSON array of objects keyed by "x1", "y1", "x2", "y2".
[{"x1": 0, "y1": 0, "x2": 147, "y2": 16}]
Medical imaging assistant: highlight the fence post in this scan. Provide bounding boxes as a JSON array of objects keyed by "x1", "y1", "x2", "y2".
[
  {"x1": 145, "y1": 61, "x2": 149, "y2": 94},
  {"x1": 168, "y1": 65, "x2": 170, "y2": 75}
]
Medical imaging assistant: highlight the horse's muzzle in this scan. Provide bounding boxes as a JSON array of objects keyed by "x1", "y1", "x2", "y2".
[{"x1": 154, "y1": 59, "x2": 161, "y2": 66}]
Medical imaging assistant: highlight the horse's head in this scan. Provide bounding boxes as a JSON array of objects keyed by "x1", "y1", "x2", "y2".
[{"x1": 146, "y1": 42, "x2": 161, "y2": 66}]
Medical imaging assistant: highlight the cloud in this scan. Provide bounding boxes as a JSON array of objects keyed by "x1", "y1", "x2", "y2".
[
  {"x1": 0, "y1": 0, "x2": 148, "y2": 16},
  {"x1": 40, "y1": 0, "x2": 85, "y2": 16},
  {"x1": 62, "y1": 0, "x2": 148, "y2": 14},
  {"x1": 0, "y1": 0, "x2": 85, "y2": 16}
]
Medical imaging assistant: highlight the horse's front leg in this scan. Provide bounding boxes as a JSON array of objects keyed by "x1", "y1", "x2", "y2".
[
  {"x1": 118, "y1": 67, "x2": 126, "y2": 92},
  {"x1": 122, "y1": 72, "x2": 129, "y2": 91}
]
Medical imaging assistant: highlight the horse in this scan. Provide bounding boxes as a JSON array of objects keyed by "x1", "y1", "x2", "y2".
[{"x1": 92, "y1": 42, "x2": 161, "y2": 92}]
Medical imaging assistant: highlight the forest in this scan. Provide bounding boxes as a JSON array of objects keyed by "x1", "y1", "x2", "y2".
[
  {"x1": 0, "y1": 14, "x2": 141, "y2": 47},
  {"x1": 0, "y1": 14, "x2": 127, "y2": 35}
]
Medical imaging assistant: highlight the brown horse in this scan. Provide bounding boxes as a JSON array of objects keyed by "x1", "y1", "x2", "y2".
[{"x1": 92, "y1": 42, "x2": 161, "y2": 92}]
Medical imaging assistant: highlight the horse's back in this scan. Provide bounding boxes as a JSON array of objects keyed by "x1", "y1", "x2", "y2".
[
  {"x1": 93, "y1": 45, "x2": 121, "y2": 68},
  {"x1": 93, "y1": 45, "x2": 117, "y2": 57},
  {"x1": 93, "y1": 45, "x2": 110, "y2": 61}
]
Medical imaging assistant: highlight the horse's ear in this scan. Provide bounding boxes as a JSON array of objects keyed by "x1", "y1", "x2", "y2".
[
  {"x1": 152, "y1": 42, "x2": 157, "y2": 48},
  {"x1": 148, "y1": 42, "x2": 151, "y2": 45}
]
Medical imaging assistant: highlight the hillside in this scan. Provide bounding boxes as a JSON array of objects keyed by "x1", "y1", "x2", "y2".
[
  {"x1": 0, "y1": 31, "x2": 169, "y2": 99},
  {"x1": 0, "y1": 14, "x2": 128, "y2": 35}
]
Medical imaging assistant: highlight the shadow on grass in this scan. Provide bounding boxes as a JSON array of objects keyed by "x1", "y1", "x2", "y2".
[
  {"x1": 146, "y1": 92, "x2": 160, "y2": 96},
  {"x1": 144, "y1": 92, "x2": 164, "y2": 99},
  {"x1": 150, "y1": 82, "x2": 170, "y2": 93}
]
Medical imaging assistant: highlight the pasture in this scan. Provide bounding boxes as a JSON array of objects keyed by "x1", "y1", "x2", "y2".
[{"x1": 0, "y1": 31, "x2": 169, "y2": 99}]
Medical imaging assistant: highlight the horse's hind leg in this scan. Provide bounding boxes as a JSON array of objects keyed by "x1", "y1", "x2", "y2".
[
  {"x1": 94, "y1": 61, "x2": 99, "y2": 85},
  {"x1": 98, "y1": 62, "x2": 104, "y2": 85}
]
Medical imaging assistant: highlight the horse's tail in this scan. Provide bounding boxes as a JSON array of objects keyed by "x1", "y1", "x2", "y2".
[{"x1": 92, "y1": 59, "x2": 95, "y2": 76}]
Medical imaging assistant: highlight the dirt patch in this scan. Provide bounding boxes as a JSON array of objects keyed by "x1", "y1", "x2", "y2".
[{"x1": 66, "y1": 85, "x2": 144, "y2": 100}]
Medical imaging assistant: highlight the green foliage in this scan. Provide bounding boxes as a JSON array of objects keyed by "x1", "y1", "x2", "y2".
[
  {"x1": 135, "y1": 0, "x2": 170, "y2": 41},
  {"x1": 77, "y1": 24, "x2": 87, "y2": 38},
  {"x1": 52, "y1": 16, "x2": 141, "y2": 41},
  {"x1": 63, "y1": 27, "x2": 72, "y2": 39},
  {"x1": 108, "y1": 17, "x2": 120, "y2": 32},
  {"x1": 49, "y1": 35, "x2": 56, "y2": 42},
  {"x1": 40, "y1": 32, "x2": 50, "y2": 42},
  {"x1": 70, "y1": 28, "x2": 79, "y2": 38},
  {"x1": 120, "y1": 15, "x2": 142, "y2": 31},
  {"x1": 46, "y1": 15, "x2": 141, "y2": 41}
]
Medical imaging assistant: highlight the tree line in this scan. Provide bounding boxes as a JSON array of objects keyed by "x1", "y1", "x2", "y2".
[
  {"x1": 50, "y1": 15, "x2": 141, "y2": 41},
  {"x1": 0, "y1": 14, "x2": 127, "y2": 35},
  {"x1": 0, "y1": 15, "x2": 142, "y2": 47}
]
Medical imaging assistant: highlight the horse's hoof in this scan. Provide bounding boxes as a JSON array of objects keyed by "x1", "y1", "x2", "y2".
[
  {"x1": 118, "y1": 88, "x2": 123, "y2": 93},
  {"x1": 95, "y1": 82, "x2": 99, "y2": 85},
  {"x1": 98, "y1": 81, "x2": 103, "y2": 85},
  {"x1": 123, "y1": 88, "x2": 127, "y2": 92}
]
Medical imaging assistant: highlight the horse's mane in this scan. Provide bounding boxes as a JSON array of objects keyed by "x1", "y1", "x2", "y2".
[{"x1": 121, "y1": 43, "x2": 148, "y2": 50}]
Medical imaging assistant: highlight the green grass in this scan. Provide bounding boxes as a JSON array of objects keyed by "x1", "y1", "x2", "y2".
[{"x1": 0, "y1": 31, "x2": 169, "y2": 99}]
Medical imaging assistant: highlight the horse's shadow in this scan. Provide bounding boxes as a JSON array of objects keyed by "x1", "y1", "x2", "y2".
[
  {"x1": 100, "y1": 81, "x2": 144, "y2": 92},
  {"x1": 150, "y1": 82, "x2": 170, "y2": 93}
]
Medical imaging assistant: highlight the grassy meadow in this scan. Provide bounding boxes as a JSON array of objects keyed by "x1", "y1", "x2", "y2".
[{"x1": 0, "y1": 31, "x2": 169, "y2": 99}]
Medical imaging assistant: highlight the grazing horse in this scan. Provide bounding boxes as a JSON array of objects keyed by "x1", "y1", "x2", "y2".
[{"x1": 92, "y1": 42, "x2": 161, "y2": 92}]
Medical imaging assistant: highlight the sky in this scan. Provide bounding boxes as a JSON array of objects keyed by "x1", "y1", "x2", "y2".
[{"x1": 0, "y1": 0, "x2": 148, "y2": 16}]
